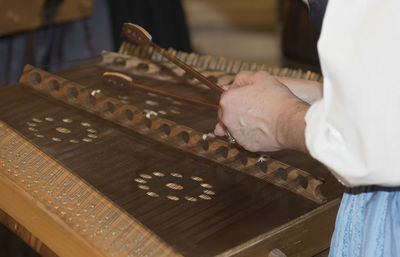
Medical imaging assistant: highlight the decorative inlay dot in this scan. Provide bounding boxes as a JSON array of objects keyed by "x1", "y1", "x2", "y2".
[
  {"x1": 62, "y1": 119, "x2": 72, "y2": 123},
  {"x1": 185, "y1": 196, "x2": 197, "y2": 202},
  {"x1": 145, "y1": 100, "x2": 158, "y2": 106},
  {"x1": 203, "y1": 190, "x2": 215, "y2": 195},
  {"x1": 138, "y1": 185, "x2": 150, "y2": 190},
  {"x1": 170, "y1": 172, "x2": 183, "y2": 178},
  {"x1": 81, "y1": 122, "x2": 91, "y2": 127},
  {"x1": 199, "y1": 194, "x2": 212, "y2": 200},
  {"x1": 152, "y1": 172, "x2": 164, "y2": 177},
  {"x1": 139, "y1": 174, "x2": 152, "y2": 179},
  {"x1": 170, "y1": 109, "x2": 181, "y2": 115},
  {"x1": 167, "y1": 196, "x2": 179, "y2": 201},
  {"x1": 134, "y1": 178, "x2": 147, "y2": 184},
  {"x1": 191, "y1": 176, "x2": 203, "y2": 182},
  {"x1": 56, "y1": 127, "x2": 71, "y2": 134},
  {"x1": 146, "y1": 192, "x2": 159, "y2": 197},
  {"x1": 166, "y1": 183, "x2": 183, "y2": 190},
  {"x1": 201, "y1": 183, "x2": 212, "y2": 189}
]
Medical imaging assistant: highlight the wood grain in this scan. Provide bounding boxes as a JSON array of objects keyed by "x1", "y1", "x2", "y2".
[{"x1": 0, "y1": 122, "x2": 179, "y2": 257}]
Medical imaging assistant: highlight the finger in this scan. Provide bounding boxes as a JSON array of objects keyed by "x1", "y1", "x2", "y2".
[
  {"x1": 231, "y1": 71, "x2": 255, "y2": 88},
  {"x1": 218, "y1": 107, "x2": 223, "y2": 121},
  {"x1": 214, "y1": 122, "x2": 227, "y2": 136}
]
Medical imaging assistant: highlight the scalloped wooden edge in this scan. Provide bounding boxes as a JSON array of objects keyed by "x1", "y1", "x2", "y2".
[{"x1": 20, "y1": 65, "x2": 326, "y2": 204}]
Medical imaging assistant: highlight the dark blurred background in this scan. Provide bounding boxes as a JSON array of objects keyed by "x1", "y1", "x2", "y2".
[
  {"x1": 0, "y1": 0, "x2": 321, "y2": 88},
  {"x1": 0, "y1": 0, "x2": 192, "y2": 87}
]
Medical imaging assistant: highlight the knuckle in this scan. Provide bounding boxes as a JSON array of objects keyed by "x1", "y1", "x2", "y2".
[
  {"x1": 244, "y1": 144, "x2": 259, "y2": 152},
  {"x1": 254, "y1": 70, "x2": 269, "y2": 79},
  {"x1": 219, "y1": 95, "x2": 228, "y2": 108},
  {"x1": 236, "y1": 70, "x2": 251, "y2": 78},
  {"x1": 217, "y1": 108, "x2": 223, "y2": 119},
  {"x1": 220, "y1": 92, "x2": 234, "y2": 108},
  {"x1": 234, "y1": 71, "x2": 251, "y2": 83}
]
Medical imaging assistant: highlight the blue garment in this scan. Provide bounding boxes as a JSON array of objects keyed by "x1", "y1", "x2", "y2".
[
  {"x1": 0, "y1": 0, "x2": 113, "y2": 87},
  {"x1": 329, "y1": 186, "x2": 400, "y2": 257},
  {"x1": 307, "y1": 0, "x2": 329, "y2": 32}
]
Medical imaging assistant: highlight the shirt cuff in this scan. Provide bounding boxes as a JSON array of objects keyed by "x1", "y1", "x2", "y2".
[{"x1": 305, "y1": 99, "x2": 349, "y2": 186}]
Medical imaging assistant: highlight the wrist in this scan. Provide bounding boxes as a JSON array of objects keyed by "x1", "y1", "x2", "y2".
[{"x1": 276, "y1": 99, "x2": 309, "y2": 152}]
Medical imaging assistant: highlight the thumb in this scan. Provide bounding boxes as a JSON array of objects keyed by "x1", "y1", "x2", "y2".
[{"x1": 214, "y1": 122, "x2": 227, "y2": 136}]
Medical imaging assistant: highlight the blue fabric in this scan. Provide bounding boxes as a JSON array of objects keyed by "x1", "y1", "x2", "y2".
[
  {"x1": 329, "y1": 186, "x2": 400, "y2": 257},
  {"x1": 0, "y1": 0, "x2": 113, "y2": 87},
  {"x1": 307, "y1": 0, "x2": 329, "y2": 32}
]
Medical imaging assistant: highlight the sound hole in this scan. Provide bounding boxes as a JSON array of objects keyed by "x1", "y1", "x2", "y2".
[
  {"x1": 30, "y1": 72, "x2": 42, "y2": 84},
  {"x1": 177, "y1": 131, "x2": 190, "y2": 144},
  {"x1": 113, "y1": 57, "x2": 126, "y2": 66},
  {"x1": 67, "y1": 87, "x2": 78, "y2": 101},
  {"x1": 134, "y1": 170, "x2": 215, "y2": 202},
  {"x1": 136, "y1": 62, "x2": 149, "y2": 72},
  {"x1": 48, "y1": 79, "x2": 60, "y2": 92},
  {"x1": 274, "y1": 168, "x2": 288, "y2": 182},
  {"x1": 295, "y1": 175, "x2": 308, "y2": 189},
  {"x1": 235, "y1": 152, "x2": 248, "y2": 167},
  {"x1": 257, "y1": 161, "x2": 268, "y2": 173},
  {"x1": 102, "y1": 102, "x2": 115, "y2": 116},
  {"x1": 159, "y1": 124, "x2": 171, "y2": 137},
  {"x1": 215, "y1": 146, "x2": 228, "y2": 160},
  {"x1": 120, "y1": 109, "x2": 134, "y2": 123},
  {"x1": 196, "y1": 140, "x2": 209, "y2": 152}
]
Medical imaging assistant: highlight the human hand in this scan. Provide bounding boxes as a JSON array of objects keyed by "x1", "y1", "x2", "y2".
[{"x1": 214, "y1": 71, "x2": 309, "y2": 152}]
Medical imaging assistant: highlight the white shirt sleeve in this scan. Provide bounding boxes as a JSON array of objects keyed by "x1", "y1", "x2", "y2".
[{"x1": 305, "y1": 1, "x2": 400, "y2": 187}]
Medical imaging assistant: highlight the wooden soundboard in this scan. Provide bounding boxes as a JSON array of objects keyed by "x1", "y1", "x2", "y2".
[{"x1": 0, "y1": 47, "x2": 342, "y2": 257}]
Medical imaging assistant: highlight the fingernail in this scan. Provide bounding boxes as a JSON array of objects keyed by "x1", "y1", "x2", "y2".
[
  {"x1": 222, "y1": 85, "x2": 230, "y2": 91},
  {"x1": 214, "y1": 124, "x2": 226, "y2": 136}
]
